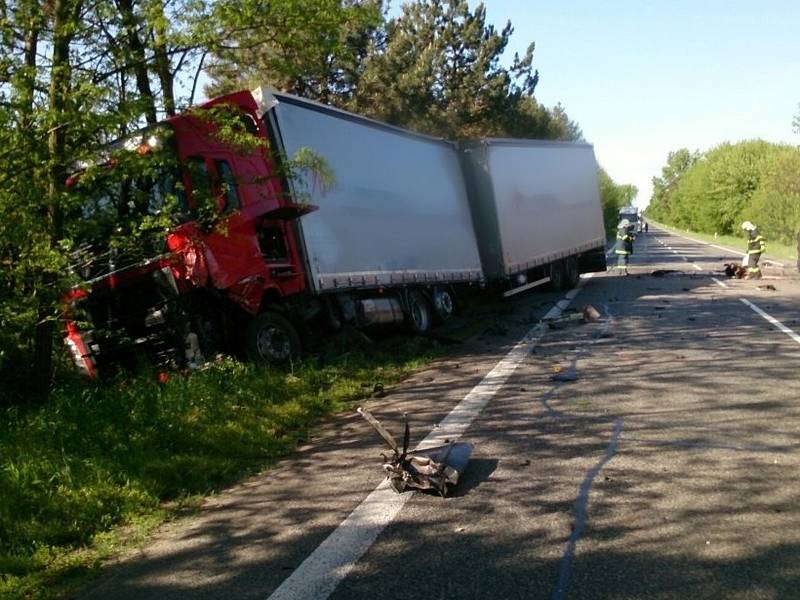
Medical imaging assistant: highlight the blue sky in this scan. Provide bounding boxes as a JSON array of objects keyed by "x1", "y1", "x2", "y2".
[{"x1": 471, "y1": 0, "x2": 800, "y2": 207}]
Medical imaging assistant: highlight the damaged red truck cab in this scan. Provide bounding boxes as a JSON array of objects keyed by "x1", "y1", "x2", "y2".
[{"x1": 64, "y1": 90, "x2": 319, "y2": 377}]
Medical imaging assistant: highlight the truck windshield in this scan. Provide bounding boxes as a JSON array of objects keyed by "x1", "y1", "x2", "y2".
[
  {"x1": 68, "y1": 126, "x2": 187, "y2": 277},
  {"x1": 79, "y1": 168, "x2": 186, "y2": 221}
]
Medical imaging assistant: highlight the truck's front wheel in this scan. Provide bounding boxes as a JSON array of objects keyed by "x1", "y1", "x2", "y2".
[{"x1": 246, "y1": 312, "x2": 301, "y2": 365}]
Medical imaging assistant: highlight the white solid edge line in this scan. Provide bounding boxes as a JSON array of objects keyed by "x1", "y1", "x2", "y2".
[
  {"x1": 740, "y1": 298, "x2": 800, "y2": 345},
  {"x1": 266, "y1": 279, "x2": 592, "y2": 600},
  {"x1": 711, "y1": 277, "x2": 728, "y2": 288}
]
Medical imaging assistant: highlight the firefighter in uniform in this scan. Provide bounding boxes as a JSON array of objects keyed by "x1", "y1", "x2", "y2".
[
  {"x1": 615, "y1": 219, "x2": 634, "y2": 275},
  {"x1": 741, "y1": 221, "x2": 766, "y2": 279}
]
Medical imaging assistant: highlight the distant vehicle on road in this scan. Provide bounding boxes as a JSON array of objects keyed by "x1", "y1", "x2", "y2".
[{"x1": 619, "y1": 206, "x2": 641, "y2": 234}]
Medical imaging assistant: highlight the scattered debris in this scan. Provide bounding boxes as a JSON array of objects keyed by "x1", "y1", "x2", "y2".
[
  {"x1": 757, "y1": 284, "x2": 777, "y2": 291},
  {"x1": 543, "y1": 306, "x2": 604, "y2": 329},
  {"x1": 654, "y1": 306, "x2": 666, "y2": 311},
  {"x1": 723, "y1": 263, "x2": 747, "y2": 278},
  {"x1": 358, "y1": 408, "x2": 473, "y2": 496},
  {"x1": 687, "y1": 317, "x2": 696, "y2": 321},
  {"x1": 651, "y1": 269, "x2": 684, "y2": 277},
  {"x1": 582, "y1": 304, "x2": 602, "y2": 323},
  {"x1": 551, "y1": 369, "x2": 579, "y2": 382}
]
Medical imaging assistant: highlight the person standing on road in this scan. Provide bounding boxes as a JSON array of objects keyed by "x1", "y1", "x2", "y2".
[
  {"x1": 741, "y1": 221, "x2": 766, "y2": 279},
  {"x1": 644, "y1": 221, "x2": 649, "y2": 233},
  {"x1": 615, "y1": 219, "x2": 634, "y2": 275}
]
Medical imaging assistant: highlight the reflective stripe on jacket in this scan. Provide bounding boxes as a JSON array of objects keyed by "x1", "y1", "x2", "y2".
[
  {"x1": 615, "y1": 231, "x2": 633, "y2": 255},
  {"x1": 747, "y1": 234, "x2": 766, "y2": 255}
]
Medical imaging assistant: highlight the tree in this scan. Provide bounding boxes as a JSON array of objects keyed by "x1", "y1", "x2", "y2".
[
  {"x1": 745, "y1": 148, "x2": 800, "y2": 245},
  {"x1": 0, "y1": 0, "x2": 215, "y2": 396},
  {"x1": 597, "y1": 167, "x2": 636, "y2": 233},
  {"x1": 204, "y1": 0, "x2": 384, "y2": 104},
  {"x1": 647, "y1": 148, "x2": 700, "y2": 223},
  {"x1": 352, "y1": 0, "x2": 538, "y2": 137}
]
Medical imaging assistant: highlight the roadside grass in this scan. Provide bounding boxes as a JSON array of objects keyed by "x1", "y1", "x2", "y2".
[
  {"x1": 0, "y1": 336, "x2": 441, "y2": 599},
  {"x1": 650, "y1": 221, "x2": 797, "y2": 264}
]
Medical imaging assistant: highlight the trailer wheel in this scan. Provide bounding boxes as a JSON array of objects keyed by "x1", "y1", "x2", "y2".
[
  {"x1": 407, "y1": 291, "x2": 433, "y2": 334},
  {"x1": 549, "y1": 260, "x2": 567, "y2": 291},
  {"x1": 246, "y1": 312, "x2": 301, "y2": 365},
  {"x1": 563, "y1": 256, "x2": 580, "y2": 288},
  {"x1": 433, "y1": 288, "x2": 455, "y2": 321}
]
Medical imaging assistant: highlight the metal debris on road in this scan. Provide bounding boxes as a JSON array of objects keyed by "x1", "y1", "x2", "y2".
[
  {"x1": 551, "y1": 369, "x2": 579, "y2": 382},
  {"x1": 582, "y1": 304, "x2": 602, "y2": 323},
  {"x1": 358, "y1": 407, "x2": 473, "y2": 497},
  {"x1": 757, "y1": 284, "x2": 777, "y2": 291},
  {"x1": 723, "y1": 263, "x2": 747, "y2": 278}
]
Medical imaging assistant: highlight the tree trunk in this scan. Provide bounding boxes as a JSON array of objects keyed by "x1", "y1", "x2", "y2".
[
  {"x1": 19, "y1": 7, "x2": 41, "y2": 133},
  {"x1": 32, "y1": 0, "x2": 75, "y2": 395},
  {"x1": 150, "y1": 0, "x2": 176, "y2": 116},
  {"x1": 117, "y1": 0, "x2": 158, "y2": 124}
]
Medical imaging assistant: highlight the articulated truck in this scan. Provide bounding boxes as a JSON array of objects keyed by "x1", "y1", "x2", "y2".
[{"x1": 64, "y1": 87, "x2": 606, "y2": 377}]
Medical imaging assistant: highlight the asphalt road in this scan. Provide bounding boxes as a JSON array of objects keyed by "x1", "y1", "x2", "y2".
[{"x1": 81, "y1": 228, "x2": 800, "y2": 600}]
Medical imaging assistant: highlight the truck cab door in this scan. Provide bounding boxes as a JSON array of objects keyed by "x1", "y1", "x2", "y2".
[{"x1": 185, "y1": 154, "x2": 268, "y2": 291}]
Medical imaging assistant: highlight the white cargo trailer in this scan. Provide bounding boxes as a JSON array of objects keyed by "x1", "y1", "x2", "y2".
[
  {"x1": 459, "y1": 139, "x2": 607, "y2": 292},
  {"x1": 263, "y1": 91, "x2": 484, "y2": 294}
]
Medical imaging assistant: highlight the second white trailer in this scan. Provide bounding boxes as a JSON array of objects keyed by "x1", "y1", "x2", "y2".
[{"x1": 459, "y1": 139, "x2": 607, "y2": 290}]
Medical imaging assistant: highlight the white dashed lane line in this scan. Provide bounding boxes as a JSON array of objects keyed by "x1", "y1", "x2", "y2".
[
  {"x1": 656, "y1": 227, "x2": 785, "y2": 267},
  {"x1": 662, "y1": 232, "x2": 800, "y2": 347},
  {"x1": 711, "y1": 277, "x2": 729, "y2": 288}
]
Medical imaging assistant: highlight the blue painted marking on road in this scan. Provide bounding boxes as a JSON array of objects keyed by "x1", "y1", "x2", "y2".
[{"x1": 553, "y1": 418, "x2": 624, "y2": 600}]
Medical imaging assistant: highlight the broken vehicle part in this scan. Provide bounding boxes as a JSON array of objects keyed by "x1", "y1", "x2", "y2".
[
  {"x1": 724, "y1": 263, "x2": 747, "y2": 278},
  {"x1": 358, "y1": 407, "x2": 473, "y2": 497}
]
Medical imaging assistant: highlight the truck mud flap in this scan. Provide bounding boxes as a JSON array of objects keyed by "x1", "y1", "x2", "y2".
[{"x1": 358, "y1": 407, "x2": 473, "y2": 497}]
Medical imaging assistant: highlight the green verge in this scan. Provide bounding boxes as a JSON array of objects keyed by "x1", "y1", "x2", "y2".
[
  {"x1": 0, "y1": 336, "x2": 441, "y2": 599},
  {"x1": 649, "y1": 220, "x2": 797, "y2": 265}
]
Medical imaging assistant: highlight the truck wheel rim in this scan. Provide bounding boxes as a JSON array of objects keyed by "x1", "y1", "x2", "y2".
[
  {"x1": 435, "y1": 291, "x2": 454, "y2": 317},
  {"x1": 256, "y1": 326, "x2": 291, "y2": 361}
]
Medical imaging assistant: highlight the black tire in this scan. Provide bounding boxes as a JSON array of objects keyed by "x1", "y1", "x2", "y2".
[
  {"x1": 432, "y1": 287, "x2": 456, "y2": 322},
  {"x1": 406, "y1": 291, "x2": 433, "y2": 334},
  {"x1": 563, "y1": 256, "x2": 580, "y2": 288},
  {"x1": 246, "y1": 312, "x2": 301, "y2": 365},
  {"x1": 548, "y1": 260, "x2": 567, "y2": 291}
]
